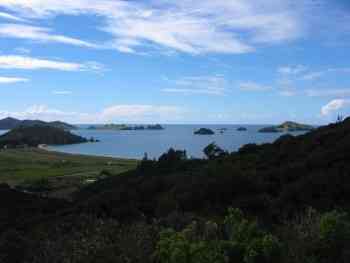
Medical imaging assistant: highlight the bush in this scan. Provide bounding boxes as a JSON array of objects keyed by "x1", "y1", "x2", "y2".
[
  {"x1": 224, "y1": 208, "x2": 282, "y2": 263},
  {"x1": 280, "y1": 208, "x2": 350, "y2": 263},
  {"x1": 155, "y1": 228, "x2": 225, "y2": 263},
  {"x1": 318, "y1": 211, "x2": 350, "y2": 262},
  {"x1": 155, "y1": 208, "x2": 282, "y2": 263}
]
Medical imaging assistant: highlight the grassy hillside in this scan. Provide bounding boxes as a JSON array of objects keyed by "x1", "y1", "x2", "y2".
[{"x1": 0, "y1": 148, "x2": 138, "y2": 198}]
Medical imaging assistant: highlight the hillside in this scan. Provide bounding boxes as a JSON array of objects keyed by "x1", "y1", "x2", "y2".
[
  {"x1": 1, "y1": 119, "x2": 350, "y2": 262},
  {"x1": 0, "y1": 125, "x2": 87, "y2": 148},
  {"x1": 0, "y1": 117, "x2": 76, "y2": 130},
  {"x1": 0, "y1": 117, "x2": 21, "y2": 130},
  {"x1": 0, "y1": 149, "x2": 139, "y2": 198},
  {"x1": 259, "y1": 121, "x2": 314, "y2": 133}
]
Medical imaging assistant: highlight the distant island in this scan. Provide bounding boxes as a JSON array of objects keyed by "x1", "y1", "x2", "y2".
[
  {"x1": 88, "y1": 124, "x2": 164, "y2": 131},
  {"x1": 259, "y1": 121, "x2": 314, "y2": 133},
  {"x1": 237, "y1": 127, "x2": 248, "y2": 131},
  {"x1": 194, "y1": 128, "x2": 215, "y2": 135},
  {"x1": 0, "y1": 125, "x2": 88, "y2": 148},
  {"x1": 0, "y1": 117, "x2": 77, "y2": 130}
]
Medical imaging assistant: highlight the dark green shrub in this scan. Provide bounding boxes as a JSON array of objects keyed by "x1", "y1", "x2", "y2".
[
  {"x1": 317, "y1": 211, "x2": 350, "y2": 262},
  {"x1": 155, "y1": 208, "x2": 282, "y2": 263}
]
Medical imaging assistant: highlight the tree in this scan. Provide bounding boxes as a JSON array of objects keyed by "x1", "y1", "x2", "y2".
[
  {"x1": 203, "y1": 143, "x2": 226, "y2": 160},
  {"x1": 337, "y1": 114, "x2": 344, "y2": 123}
]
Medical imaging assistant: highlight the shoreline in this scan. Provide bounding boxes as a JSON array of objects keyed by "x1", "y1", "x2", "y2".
[{"x1": 36, "y1": 145, "x2": 140, "y2": 162}]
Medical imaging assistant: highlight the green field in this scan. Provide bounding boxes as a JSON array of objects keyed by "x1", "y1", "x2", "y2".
[{"x1": 0, "y1": 148, "x2": 139, "y2": 198}]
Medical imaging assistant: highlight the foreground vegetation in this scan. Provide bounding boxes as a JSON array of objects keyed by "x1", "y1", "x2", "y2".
[{"x1": 1, "y1": 118, "x2": 350, "y2": 262}]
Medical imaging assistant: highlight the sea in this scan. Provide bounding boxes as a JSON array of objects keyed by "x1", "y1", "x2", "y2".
[{"x1": 0, "y1": 125, "x2": 306, "y2": 160}]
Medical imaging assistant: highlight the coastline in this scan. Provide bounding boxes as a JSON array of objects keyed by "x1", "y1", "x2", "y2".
[{"x1": 36, "y1": 145, "x2": 140, "y2": 162}]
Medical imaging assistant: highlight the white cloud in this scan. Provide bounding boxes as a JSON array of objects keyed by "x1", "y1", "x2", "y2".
[
  {"x1": 0, "y1": 0, "x2": 308, "y2": 54},
  {"x1": 101, "y1": 105, "x2": 183, "y2": 121},
  {"x1": 0, "y1": 11, "x2": 26, "y2": 21},
  {"x1": 0, "y1": 24, "x2": 99, "y2": 48},
  {"x1": 329, "y1": 68, "x2": 350, "y2": 74},
  {"x1": 0, "y1": 105, "x2": 82, "y2": 122},
  {"x1": 52, "y1": 90, "x2": 72, "y2": 95},
  {"x1": 302, "y1": 71, "x2": 324, "y2": 80},
  {"x1": 278, "y1": 65, "x2": 308, "y2": 75},
  {"x1": 301, "y1": 68, "x2": 350, "y2": 81},
  {"x1": 321, "y1": 99, "x2": 350, "y2": 116},
  {"x1": 14, "y1": 47, "x2": 31, "y2": 54},
  {"x1": 0, "y1": 104, "x2": 185, "y2": 123},
  {"x1": 306, "y1": 89, "x2": 350, "y2": 97},
  {"x1": 279, "y1": 90, "x2": 297, "y2": 97},
  {"x1": 239, "y1": 82, "x2": 272, "y2": 91},
  {"x1": 0, "y1": 76, "x2": 28, "y2": 84},
  {"x1": 0, "y1": 55, "x2": 102, "y2": 72},
  {"x1": 162, "y1": 75, "x2": 227, "y2": 95}
]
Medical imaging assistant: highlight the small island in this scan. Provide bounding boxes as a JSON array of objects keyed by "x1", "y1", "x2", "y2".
[
  {"x1": 217, "y1": 128, "x2": 227, "y2": 134},
  {"x1": 88, "y1": 124, "x2": 164, "y2": 131},
  {"x1": 146, "y1": 124, "x2": 164, "y2": 130},
  {"x1": 194, "y1": 128, "x2": 215, "y2": 135},
  {"x1": 0, "y1": 125, "x2": 88, "y2": 149},
  {"x1": 237, "y1": 127, "x2": 248, "y2": 131},
  {"x1": 259, "y1": 121, "x2": 314, "y2": 133}
]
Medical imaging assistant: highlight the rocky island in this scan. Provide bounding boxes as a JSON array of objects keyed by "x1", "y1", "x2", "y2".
[
  {"x1": 194, "y1": 128, "x2": 215, "y2": 135},
  {"x1": 259, "y1": 121, "x2": 314, "y2": 133},
  {"x1": 237, "y1": 127, "x2": 248, "y2": 131},
  {"x1": 88, "y1": 124, "x2": 164, "y2": 131},
  {"x1": 0, "y1": 117, "x2": 77, "y2": 130},
  {"x1": 0, "y1": 125, "x2": 88, "y2": 148}
]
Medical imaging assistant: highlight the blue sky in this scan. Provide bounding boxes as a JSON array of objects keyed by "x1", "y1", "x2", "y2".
[{"x1": 0, "y1": 0, "x2": 350, "y2": 124}]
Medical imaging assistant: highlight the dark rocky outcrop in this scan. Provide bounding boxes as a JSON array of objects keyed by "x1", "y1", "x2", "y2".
[{"x1": 194, "y1": 128, "x2": 215, "y2": 135}]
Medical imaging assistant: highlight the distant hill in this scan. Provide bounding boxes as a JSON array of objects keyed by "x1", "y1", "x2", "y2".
[
  {"x1": 0, "y1": 117, "x2": 21, "y2": 130},
  {"x1": 0, "y1": 125, "x2": 87, "y2": 148},
  {"x1": 0, "y1": 117, "x2": 77, "y2": 130},
  {"x1": 259, "y1": 121, "x2": 314, "y2": 133},
  {"x1": 48, "y1": 121, "x2": 77, "y2": 130}
]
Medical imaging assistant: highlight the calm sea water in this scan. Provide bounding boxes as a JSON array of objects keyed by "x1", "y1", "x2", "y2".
[{"x1": 35, "y1": 125, "x2": 305, "y2": 159}]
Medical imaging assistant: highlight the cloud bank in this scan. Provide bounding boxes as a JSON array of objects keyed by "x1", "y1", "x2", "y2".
[
  {"x1": 0, "y1": 104, "x2": 185, "y2": 123},
  {"x1": 0, "y1": 0, "x2": 312, "y2": 54}
]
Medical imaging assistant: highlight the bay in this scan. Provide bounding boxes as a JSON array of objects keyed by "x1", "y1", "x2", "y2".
[{"x1": 45, "y1": 125, "x2": 306, "y2": 159}]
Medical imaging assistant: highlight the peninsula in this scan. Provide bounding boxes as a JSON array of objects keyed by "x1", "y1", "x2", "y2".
[
  {"x1": 0, "y1": 117, "x2": 77, "y2": 130},
  {"x1": 0, "y1": 125, "x2": 87, "y2": 148}
]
